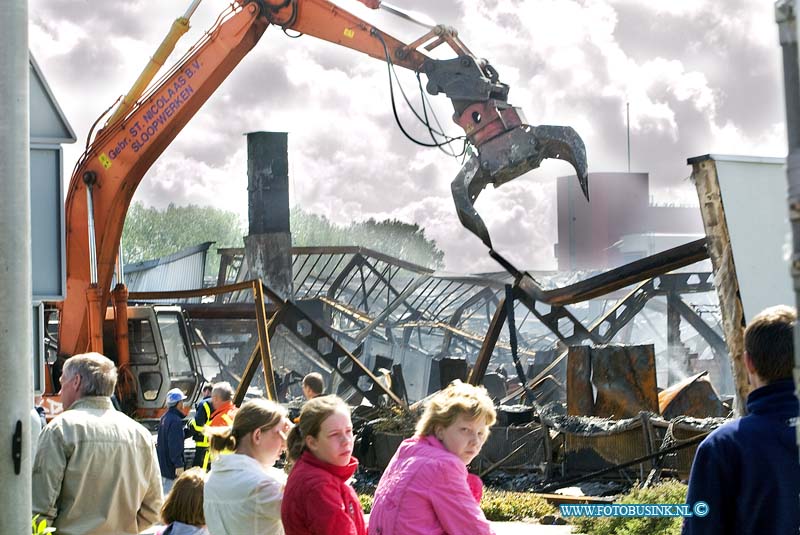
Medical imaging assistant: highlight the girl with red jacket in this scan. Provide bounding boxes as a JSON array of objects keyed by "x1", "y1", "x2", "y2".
[{"x1": 281, "y1": 395, "x2": 366, "y2": 535}]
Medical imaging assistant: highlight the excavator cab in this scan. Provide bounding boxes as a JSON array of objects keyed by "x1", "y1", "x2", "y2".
[
  {"x1": 102, "y1": 305, "x2": 202, "y2": 422},
  {"x1": 156, "y1": 307, "x2": 204, "y2": 401}
]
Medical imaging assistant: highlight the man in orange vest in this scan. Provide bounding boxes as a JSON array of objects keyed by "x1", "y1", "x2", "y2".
[{"x1": 202, "y1": 381, "x2": 237, "y2": 470}]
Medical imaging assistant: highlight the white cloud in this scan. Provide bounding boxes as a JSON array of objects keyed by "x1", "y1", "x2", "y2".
[
  {"x1": 30, "y1": 0, "x2": 785, "y2": 273},
  {"x1": 611, "y1": 0, "x2": 711, "y2": 17}
]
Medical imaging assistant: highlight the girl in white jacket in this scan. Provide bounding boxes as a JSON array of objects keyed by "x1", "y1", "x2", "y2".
[{"x1": 204, "y1": 399, "x2": 293, "y2": 535}]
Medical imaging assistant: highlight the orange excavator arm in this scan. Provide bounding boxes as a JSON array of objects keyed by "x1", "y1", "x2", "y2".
[
  {"x1": 57, "y1": 0, "x2": 588, "y2": 362},
  {"x1": 59, "y1": 2, "x2": 268, "y2": 359}
]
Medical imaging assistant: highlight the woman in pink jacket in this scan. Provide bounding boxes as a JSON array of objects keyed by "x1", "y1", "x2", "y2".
[{"x1": 369, "y1": 381, "x2": 497, "y2": 535}]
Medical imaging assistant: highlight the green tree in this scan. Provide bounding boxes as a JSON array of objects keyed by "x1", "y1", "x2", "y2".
[
  {"x1": 291, "y1": 208, "x2": 444, "y2": 269},
  {"x1": 290, "y1": 209, "x2": 344, "y2": 247},
  {"x1": 121, "y1": 202, "x2": 244, "y2": 276},
  {"x1": 121, "y1": 203, "x2": 444, "y2": 278}
]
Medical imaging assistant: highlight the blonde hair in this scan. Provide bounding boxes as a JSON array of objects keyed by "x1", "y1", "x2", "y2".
[
  {"x1": 208, "y1": 398, "x2": 286, "y2": 453},
  {"x1": 415, "y1": 381, "x2": 496, "y2": 437},
  {"x1": 286, "y1": 395, "x2": 349, "y2": 469},
  {"x1": 161, "y1": 468, "x2": 206, "y2": 526}
]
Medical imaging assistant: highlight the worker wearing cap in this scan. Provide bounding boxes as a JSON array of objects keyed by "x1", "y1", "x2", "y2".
[
  {"x1": 186, "y1": 383, "x2": 213, "y2": 468},
  {"x1": 157, "y1": 387, "x2": 187, "y2": 495}
]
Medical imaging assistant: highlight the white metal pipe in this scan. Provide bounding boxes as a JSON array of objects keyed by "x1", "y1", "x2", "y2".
[
  {"x1": 85, "y1": 184, "x2": 99, "y2": 285},
  {"x1": 183, "y1": 0, "x2": 203, "y2": 19},
  {"x1": 0, "y1": 0, "x2": 33, "y2": 533},
  {"x1": 116, "y1": 242, "x2": 125, "y2": 286}
]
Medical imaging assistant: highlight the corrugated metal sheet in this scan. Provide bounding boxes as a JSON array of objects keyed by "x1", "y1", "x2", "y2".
[
  {"x1": 119, "y1": 242, "x2": 212, "y2": 303},
  {"x1": 563, "y1": 420, "x2": 651, "y2": 478}
]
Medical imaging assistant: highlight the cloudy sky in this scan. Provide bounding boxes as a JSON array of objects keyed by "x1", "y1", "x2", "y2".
[{"x1": 29, "y1": 0, "x2": 785, "y2": 272}]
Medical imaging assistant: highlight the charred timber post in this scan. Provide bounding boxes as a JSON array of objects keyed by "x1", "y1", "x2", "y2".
[
  {"x1": 689, "y1": 158, "x2": 749, "y2": 415},
  {"x1": 667, "y1": 292, "x2": 682, "y2": 386},
  {"x1": 244, "y1": 131, "x2": 293, "y2": 300}
]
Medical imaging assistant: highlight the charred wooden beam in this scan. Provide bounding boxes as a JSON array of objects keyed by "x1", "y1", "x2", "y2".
[
  {"x1": 506, "y1": 237, "x2": 709, "y2": 307},
  {"x1": 467, "y1": 296, "x2": 507, "y2": 386}
]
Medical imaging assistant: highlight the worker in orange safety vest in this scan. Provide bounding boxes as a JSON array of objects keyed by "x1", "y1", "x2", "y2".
[{"x1": 202, "y1": 381, "x2": 237, "y2": 470}]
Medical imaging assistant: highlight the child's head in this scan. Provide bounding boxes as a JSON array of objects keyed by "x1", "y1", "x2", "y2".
[
  {"x1": 161, "y1": 467, "x2": 206, "y2": 527},
  {"x1": 415, "y1": 381, "x2": 496, "y2": 465},
  {"x1": 208, "y1": 398, "x2": 290, "y2": 466},
  {"x1": 286, "y1": 395, "x2": 353, "y2": 468}
]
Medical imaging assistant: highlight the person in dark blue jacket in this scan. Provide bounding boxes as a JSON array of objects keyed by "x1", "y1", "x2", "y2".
[
  {"x1": 683, "y1": 305, "x2": 800, "y2": 535},
  {"x1": 186, "y1": 384, "x2": 213, "y2": 468},
  {"x1": 157, "y1": 388, "x2": 188, "y2": 496}
]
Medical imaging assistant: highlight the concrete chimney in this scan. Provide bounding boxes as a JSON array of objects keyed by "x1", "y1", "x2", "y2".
[{"x1": 244, "y1": 131, "x2": 293, "y2": 300}]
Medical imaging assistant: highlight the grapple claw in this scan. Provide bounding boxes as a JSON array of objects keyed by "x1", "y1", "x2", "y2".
[
  {"x1": 450, "y1": 124, "x2": 589, "y2": 248},
  {"x1": 451, "y1": 156, "x2": 493, "y2": 248},
  {"x1": 532, "y1": 124, "x2": 589, "y2": 200}
]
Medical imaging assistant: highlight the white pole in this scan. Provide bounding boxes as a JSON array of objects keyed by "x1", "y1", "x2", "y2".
[
  {"x1": 776, "y1": 0, "x2": 800, "y2": 462},
  {"x1": 0, "y1": 0, "x2": 33, "y2": 534},
  {"x1": 626, "y1": 101, "x2": 631, "y2": 173}
]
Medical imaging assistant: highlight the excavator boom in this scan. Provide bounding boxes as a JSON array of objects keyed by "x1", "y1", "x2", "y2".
[
  {"x1": 59, "y1": 4, "x2": 269, "y2": 357},
  {"x1": 57, "y1": 0, "x2": 588, "y2": 373}
]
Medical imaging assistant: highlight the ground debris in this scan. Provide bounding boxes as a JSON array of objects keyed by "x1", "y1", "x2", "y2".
[
  {"x1": 483, "y1": 470, "x2": 548, "y2": 492},
  {"x1": 669, "y1": 415, "x2": 729, "y2": 431},
  {"x1": 352, "y1": 467, "x2": 382, "y2": 495},
  {"x1": 553, "y1": 480, "x2": 625, "y2": 497}
]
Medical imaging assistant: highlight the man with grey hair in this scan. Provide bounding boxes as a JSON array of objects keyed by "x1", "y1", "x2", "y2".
[
  {"x1": 32, "y1": 353, "x2": 162, "y2": 535},
  {"x1": 209, "y1": 381, "x2": 235, "y2": 428},
  {"x1": 201, "y1": 381, "x2": 237, "y2": 470}
]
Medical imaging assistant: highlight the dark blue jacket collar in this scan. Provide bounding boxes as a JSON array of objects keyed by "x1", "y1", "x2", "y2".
[
  {"x1": 747, "y1": 378, "x2": 798, "y2": 420},
  {"x1": 166, "y1": 405, "x2": 185, "y2": 418}
]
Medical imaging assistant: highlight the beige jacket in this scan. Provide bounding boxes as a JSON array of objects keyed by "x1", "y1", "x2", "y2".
[{"x1": 32, "y1": 396, "x2": 163, "y2": 535}]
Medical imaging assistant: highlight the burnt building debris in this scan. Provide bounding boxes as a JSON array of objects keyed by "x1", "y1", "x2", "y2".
[
  {"x1": 128, "y1": 279, "x2": 403, "y2": 408},
  {"x1": 659, "y1": 371, "x2": 729, "y2": 420},
  {"x1": 119, "y1": 143, "x2": 743, "y2": 492},
  {"x1": 124, "y1": 238, "x2": 731, "y2": 408},
  {"x1": 123, "y1": 245, "x2": 730, "y2": 493},
  {"x1": 566, "y1": 345, "x2": 659, "y2": 419},
  {"x1": 210, "y1": 239, "x2": 729, "y2": 397}
]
